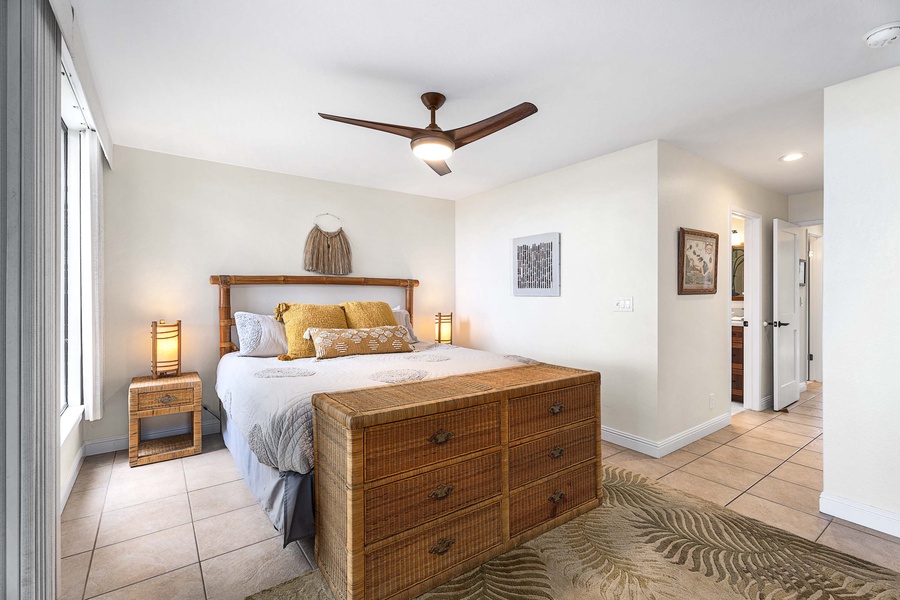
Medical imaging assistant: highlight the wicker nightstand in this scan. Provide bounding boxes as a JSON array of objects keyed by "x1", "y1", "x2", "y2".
[{"x1": 128, "y1": 372, "x2": 202, "y2": 467}]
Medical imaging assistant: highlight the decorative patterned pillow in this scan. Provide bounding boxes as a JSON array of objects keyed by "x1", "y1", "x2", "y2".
[
  {"x1": 391, "y1": 307, "x2": 419, "y2": 343},
  {"x1": 305, "y1": 326, "x2": 414, "y2": 360},
  {"x1": 275, "y1": 303, "x2": 348, "y2": 360},
  {"x1": 235, "y1": 312, "x2": 288, "y2": 357},
  {"x1": 339, "y1": 301, "x2": 398, "y2": 329}
]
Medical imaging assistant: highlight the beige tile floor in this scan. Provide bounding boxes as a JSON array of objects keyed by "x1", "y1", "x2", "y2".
[
  {"x1": 59, "y1": 435, "x2": 314, "y2": 600},
  {"x1": 62, "y1": 382, "x2": 900, "y2": 598},
  {"x1": 605, "y1": 382, "x2": 900, "y2": 573}
]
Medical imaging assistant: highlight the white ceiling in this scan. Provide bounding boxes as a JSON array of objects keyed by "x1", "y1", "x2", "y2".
[{"x1": 71, "y1": 1, "x2": 900, "y2": 200}]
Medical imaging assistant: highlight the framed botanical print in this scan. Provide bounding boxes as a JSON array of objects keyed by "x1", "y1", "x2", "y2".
[{"x1": 678, "y1": 228, "x2": 719, "y2": 295}]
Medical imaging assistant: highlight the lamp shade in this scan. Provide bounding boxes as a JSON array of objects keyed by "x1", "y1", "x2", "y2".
[
  {"x1": 435, "y1": 312, "x2": 452, "y2": 344},
  {"x1": 151, "y1": 319, "x2": 181, "y2": 379}
]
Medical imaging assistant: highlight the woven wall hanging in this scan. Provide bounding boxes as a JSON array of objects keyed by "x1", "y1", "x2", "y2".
[{"x1": 304, "y1": 213, "x2": 352, "y2": 275}]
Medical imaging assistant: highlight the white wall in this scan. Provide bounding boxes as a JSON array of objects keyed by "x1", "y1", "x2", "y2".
[
  {"x1": 60, "y1": 421, "x2": 84, "y2": 508},
  {"x1": 821, "y1": 65, "x2": 900, "y2": 535},
  {"x1": 657, "y1": 142, "x2": 788, "y2": 439},
  {"x1": 456, "y1": 141, "x2": 661, "y2": 441},
  {"x1": 86, "y1": 146, "x2": 455, "y2": 446},
  {"x1": 788, "y1": 190, "x2": 823, "y2": 223},
  {"x1": 456, "y1": 140, "x2": 788, "y2": 455}
]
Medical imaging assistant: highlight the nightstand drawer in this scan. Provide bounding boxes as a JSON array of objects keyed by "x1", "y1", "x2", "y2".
[
  {"x1": 509, "y1": 423, "x2": 596, "y2": 489},
  {"x1": 136, "y1": 387, "x2": 193, "y2": 411},
  {"x1": 364, "y1": 403, "x2": 501, "y2": 482},
  {"x1": 364, "y1": 450, "x2": 502, "y2": 544}
]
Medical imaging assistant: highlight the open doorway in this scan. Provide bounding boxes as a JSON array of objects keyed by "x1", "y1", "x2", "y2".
[
  {"x1": 731, "y1": 208, "x2": 762, "y2": 412},
  {"x1": 807, "y1": 228, "x2": 824, "y2": 383}
]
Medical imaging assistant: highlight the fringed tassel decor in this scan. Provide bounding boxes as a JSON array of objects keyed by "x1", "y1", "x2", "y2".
[{"x1": 304, "y1": 225, "x2": 353, "y2": 275}]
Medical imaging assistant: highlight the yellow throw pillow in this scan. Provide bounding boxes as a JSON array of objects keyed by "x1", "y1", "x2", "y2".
[
  {"x1": 339, "y1": 301, "x2": 398, "y2": 329},
  {"x1": 306, "y1": 326, "x2": 413, "y2": 360},
  {"x1": 274, "y1": 303, "x2": 348, "y2": 360}
]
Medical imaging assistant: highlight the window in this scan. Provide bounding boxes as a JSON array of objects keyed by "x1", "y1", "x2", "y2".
[
  {"x1": 60, "y1": 63, "x2": 87, "y2": 416},
  {"x1": 59, "y1": 45, "x2": 105, "y2": 427}
]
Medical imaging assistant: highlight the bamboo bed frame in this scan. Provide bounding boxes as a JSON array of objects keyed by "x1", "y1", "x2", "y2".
[{"x1": 209, "y1": 275, "x2": 420, "y2": 357}]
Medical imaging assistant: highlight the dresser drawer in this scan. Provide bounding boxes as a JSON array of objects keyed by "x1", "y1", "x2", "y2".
[
  {"x1": 364, "y1": 403, "x2": 501, "y2": 481},
  {"x1": 509, "y1": 462, "x2": 597, "y2": 538},
  {"x1": 365, "y1": 501, "x2": 502, "y2": 600},
  {"x1": 364, "y1": 451, "x2": 502, "y2": 544},
  {"x1": 509, "y1": 384, "x2": 596, "y2": 441},
  {"x1": 509, "y1": 423, "x2": 596, "y2": 489},
  {"x1": 135, "y1": 387, "x2": 194, "y2": 411}
]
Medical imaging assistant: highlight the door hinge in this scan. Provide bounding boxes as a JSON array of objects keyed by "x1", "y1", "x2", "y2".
[{"x1": 809, "y1": 353, "x2": 814, "y2": 361}]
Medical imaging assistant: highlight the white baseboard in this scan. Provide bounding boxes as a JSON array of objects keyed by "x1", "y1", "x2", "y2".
[
  {"x1": 84, "y1": 435, "x2": 128, "y2": 456},
  {"x1": 602, "y1": 412, "x2": 732, "y2": 459},
  {"x1": 820, "y1": 492, "x2": 900, "y2": 539},
  {"x1": 799, "y1": 382, "x2": 808, "y2": 393},
  {"x1": 60, "y1": 448, "x2": 85, "y2": 508},
  {"x1": 758, "y1": 394, "x2": 773, "y2": 411},
  {"x1": 84, "y1": 418, "x2": 221, "y2": 457}
]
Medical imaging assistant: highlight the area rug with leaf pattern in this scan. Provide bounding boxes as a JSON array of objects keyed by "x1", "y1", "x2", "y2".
[{"x1": 250, "y1": 465, "x2": 900, "y2": 600}]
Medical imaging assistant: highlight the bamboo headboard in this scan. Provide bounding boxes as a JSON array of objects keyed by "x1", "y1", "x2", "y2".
[{"x1": 209, "y1": 275, "x2": 420, "y2": 357}]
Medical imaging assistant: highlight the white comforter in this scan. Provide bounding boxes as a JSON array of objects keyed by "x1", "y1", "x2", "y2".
[{"x1": 215, "y1": 343, "x2": 533, "y2": 474}]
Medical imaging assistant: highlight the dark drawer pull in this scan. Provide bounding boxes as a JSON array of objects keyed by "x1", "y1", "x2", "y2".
[
  {"x1": 428, "y1": 483, "x2": 455, "y2": 500},
  {"x1": 156, "y1": 394, "x2": 177, "y2": 405},
  {"x1": 548, "y1": 445, "x2": 565, "y2": 459},
  {"x1": 549, "y1": 490, "x2": 566, "y2": 504},
  {"x1": 429, "y1": 537, "x2": 455, "y2": 555},
  {"x1": 428, "y1": 428, "x2": 453, "y2": 445},
  {"x1": 548, "y1": 402, "x2": 565, "y2": 415}
]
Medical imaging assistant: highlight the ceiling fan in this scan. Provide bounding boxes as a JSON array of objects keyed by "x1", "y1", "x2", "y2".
[{"x1": 318, "y1": 92, "x2": 538, "y2": 176}]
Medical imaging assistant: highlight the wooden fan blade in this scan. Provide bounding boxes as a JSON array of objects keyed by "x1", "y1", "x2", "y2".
[
  {"x1": 424, "y1": 159, "x2": 451, "y2": 176},
  {"x1": 447, "y1": 102, "x2": 538, "y2": 149},
  {"x1": 318, "y1": 113, "x2": 429, "y2": 139}
]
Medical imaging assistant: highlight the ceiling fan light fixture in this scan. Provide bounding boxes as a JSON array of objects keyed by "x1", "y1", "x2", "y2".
[{"x1": 411, "y1": 136, "x2": 454, "y2": 161}]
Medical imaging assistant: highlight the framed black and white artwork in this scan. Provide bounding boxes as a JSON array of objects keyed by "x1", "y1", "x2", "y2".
[{"x1": 512, "y1": 232, "x2": 560, "y2": 297}]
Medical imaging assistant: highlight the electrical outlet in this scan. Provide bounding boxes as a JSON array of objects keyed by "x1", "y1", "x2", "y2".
[{"x1": 708, "y1": 393, "x2": 714, "y2": 409}]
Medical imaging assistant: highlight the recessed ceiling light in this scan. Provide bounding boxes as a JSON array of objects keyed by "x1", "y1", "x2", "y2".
[
  {"x1": 779, "y1": 152, "x2": 806, "y2": 162},
  {"x1": 864, "y1": 22, "x2": 900, "y2": 48}
]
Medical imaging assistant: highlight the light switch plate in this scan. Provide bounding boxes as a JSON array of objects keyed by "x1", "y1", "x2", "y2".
[{"x1": 614, "y1": 297, "x2": 634, "y2": 312}]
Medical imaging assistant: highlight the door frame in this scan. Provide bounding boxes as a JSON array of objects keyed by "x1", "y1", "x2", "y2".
[{"x1": 731, "y1": 207, "x2": 763, "y2": 411}]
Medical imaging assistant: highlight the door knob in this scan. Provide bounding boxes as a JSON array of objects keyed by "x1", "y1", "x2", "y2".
[{"x1": 774, "y1": 321, "x2": 790, "y2": 327}]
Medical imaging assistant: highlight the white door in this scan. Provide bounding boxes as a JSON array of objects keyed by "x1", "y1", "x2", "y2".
[
  {"x1": 809, "y1": 234, "x2": 824, "y2": 382},
  {"x1": 773, "y1": 219, "x2": 802, "y2": 410}
]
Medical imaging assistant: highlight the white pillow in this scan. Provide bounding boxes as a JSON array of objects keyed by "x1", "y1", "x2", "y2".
[
  {"x1": 391, "y1": 307, "x2": 420, "y2": 343},
  {"x1": 235, "y1": 312, "x2": 289, "y2": 357}
]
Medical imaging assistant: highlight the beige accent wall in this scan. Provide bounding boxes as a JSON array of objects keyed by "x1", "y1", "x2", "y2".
[{"x1": 86, "y1": 146, "x2": 455, "y2": 445}]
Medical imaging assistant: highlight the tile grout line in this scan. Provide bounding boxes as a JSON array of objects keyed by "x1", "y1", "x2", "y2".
[
  {"x1": 78, "y1": 458, "x2": 115, "y2": 600},
  {"x1": 723, "y1": 430, "x2": 827, "y2": 520},
  {"x1": 183, "y1": 458, "x2": 213, "y2": 600}
]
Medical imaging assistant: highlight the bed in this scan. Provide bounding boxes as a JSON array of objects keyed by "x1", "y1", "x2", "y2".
[{"x1": 210, "y1": 275, "x2": 536, "y2": 545}]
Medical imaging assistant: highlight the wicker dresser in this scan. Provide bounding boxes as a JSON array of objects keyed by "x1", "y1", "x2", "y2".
[{"x1": 312, "y1": 364, "x2": 601, "y2": 600}]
